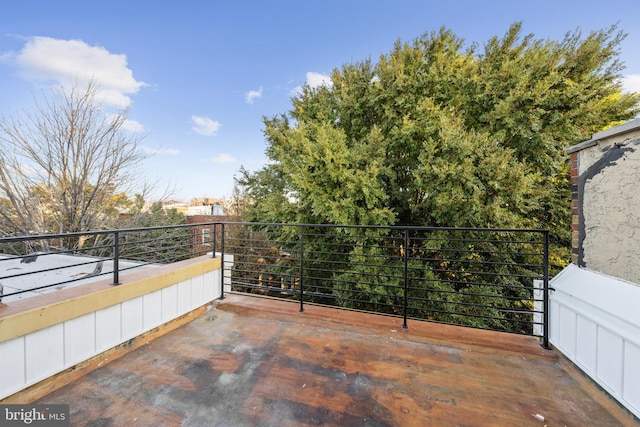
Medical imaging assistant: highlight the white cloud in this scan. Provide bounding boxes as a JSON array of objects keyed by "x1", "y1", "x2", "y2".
[
  {"x1": 292, "y1": 71, "x2": 332, "y2": 95},
  {"x1": 246, "y1": 87, "x2": 263, "y2": 104},
  {"x1": 192, "y1": 115, "x2": 221, "y2": 136},
  {"x1": 138, "y1": 146, "x2": 180, "y2": 155},
  {"x1": 306, "y1": 71, "x2": 332, "y2": 89},
  {"x1": 5, "y1": 36, "x2": 146, "y2": 108},
  {"x1": 106, "y1": 113, "x2": 145, "y2": 133},
  {"x1": 210, "y1": 153, "x2": 236, "y2": 164},
  {"x1": 121, "y1": 119, "x2": 145, "y2": 133},
  {"x1": 622, "y1": 74, "x2": 640, "y2": 94}
]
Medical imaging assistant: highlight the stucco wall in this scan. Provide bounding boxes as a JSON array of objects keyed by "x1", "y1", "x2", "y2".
[{"x1": 568, "y1": 119, "x2": 640, "y2": 285}]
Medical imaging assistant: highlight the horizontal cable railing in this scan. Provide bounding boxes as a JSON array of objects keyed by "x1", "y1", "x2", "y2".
[
  {"x1": 1, "y1": 222, "x2": 550, "y2": 347},
  {"x1": 220, "y1": 223, "x2": 550, "y2": 347},
  {"x1": 0, "y1": 223, "x2": 219, "y2": 301}
]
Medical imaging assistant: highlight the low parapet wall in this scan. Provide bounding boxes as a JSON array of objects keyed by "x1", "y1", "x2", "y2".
[
  {"x1": 0, "y1": 255, "x2": 223, "y2": 401},
  {"x1": 550, "y1": 264, "x2": 640, "y2": 419}
]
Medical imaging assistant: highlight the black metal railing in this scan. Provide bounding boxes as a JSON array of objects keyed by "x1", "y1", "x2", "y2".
[
  {"x1": 220, "y1": 223, "x2": 550, "y2": 347},
  {"x1": 0, "y1": 223, "x2": 218, "y2": 300},
  {"x1": 1, "y1": 222, "x2": 550, "y2": 347}
]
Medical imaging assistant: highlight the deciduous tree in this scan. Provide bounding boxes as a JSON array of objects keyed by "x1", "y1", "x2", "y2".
[{"x1": 0, "y1": 81, "x2": 150, "y2": 241}]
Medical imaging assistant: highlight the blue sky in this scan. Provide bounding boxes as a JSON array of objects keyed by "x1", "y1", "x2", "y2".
[{"x1": 1, "y1": 1, "x2": 639, "y2": 202}]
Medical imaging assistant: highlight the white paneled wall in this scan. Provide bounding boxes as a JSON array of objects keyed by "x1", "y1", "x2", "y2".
[
  {"x1": 121, "y1": 297, "x2": 144, "y2": 341},
  {"x1": 65, "y1": 313, "x2": 96, "y2": 366},
  {"x1": 550, "y1": 264, "x2": 640, "y2": 419},
  {"x1": 25, "y1": 325, "x2": 64, "y2": 386},
  {"x1": 96, "y1": 305, "x2": 122, "y2": 353},
  {"x1": 143, "y1": 290, "x2": 163, "y2": 331},
  {"x1": 0, "y1": 337, "x2": 25, "y2": 397},
  {"x1": 0, "y1": 267, "x2": 221, "y2": 400}
]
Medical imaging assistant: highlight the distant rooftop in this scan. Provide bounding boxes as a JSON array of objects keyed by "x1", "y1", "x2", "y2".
[{"x1": 0, "y1": 253, "x2": 156, "y2": 303}]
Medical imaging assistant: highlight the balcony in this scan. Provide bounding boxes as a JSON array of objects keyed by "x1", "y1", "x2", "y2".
[
  {"x1": 1, "y1": 223, "x2": 638, "y2": 425},
  {"x1": 18, "y1": 294, "x2": 634, "y2": 426}
]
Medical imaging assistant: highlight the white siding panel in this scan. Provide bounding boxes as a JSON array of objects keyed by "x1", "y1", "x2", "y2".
[
  {"x1": 64, "y1": 313, "x2": 96, "y2": 366},
  {"x1": 204, "y1": 270, "x2": 215, "y2": 302},
  {"x1": 177, "y1": 280, "x2": 192, "y2": 315},
  {"x1": 596, "y1": 327, "x2": 623, "y2": 394},
  {"x1": 25, "y1": 324, "x2": 64, "y2": 384},
  {"x1": 212, "y1": 270, "x2": 222, "y2": 301},
  {"x1": 558, "y1": 305, "x2": 577, "y2": 357},
  {"x1": 0, "y1": 337, "x2": 25, "y2": 399},
  {"x1": 576, "y1": 315, "x2": 597, "y2": 375},
  {"x1": 161, "y1": 285, "x2": 178, "y2": 322},
  {"x1": 96, "y1": 305, "x2": 122, "y2": 353},
  {"x1": 623, "y1": 342, "x2": 640, "y2": 415},
  {"x1": 143, "y1": 290, "x2": 162, "y2": 331},
  {"x1": 191, "y1": 274, "x2": 204, "y2": 308},
  {"x1": 121, "y1": 297, "x2": 144, "y2": 341}
]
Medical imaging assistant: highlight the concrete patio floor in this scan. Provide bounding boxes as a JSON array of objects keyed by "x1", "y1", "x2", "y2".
[{"x1": 36, "y1": 293, "x2": 637, "y2": 426}]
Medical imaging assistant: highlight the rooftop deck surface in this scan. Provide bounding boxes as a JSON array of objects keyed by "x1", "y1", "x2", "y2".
[{"x1": 36, "y1": 293, "x2": 636, "y2": 426}]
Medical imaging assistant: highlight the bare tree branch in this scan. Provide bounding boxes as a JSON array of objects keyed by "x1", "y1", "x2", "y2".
[{"x1": 0, "y1": 80, "x2": 152, "y2": 240}]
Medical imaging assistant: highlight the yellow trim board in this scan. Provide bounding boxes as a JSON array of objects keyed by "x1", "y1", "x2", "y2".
[{"x1": 0, "y1": 256, "x2": 221, "y2": 343}]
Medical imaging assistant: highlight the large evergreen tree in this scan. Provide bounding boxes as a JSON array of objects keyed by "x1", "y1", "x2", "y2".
[{"x1": 238, "y1": 23, "x2": 640, "y2": 269}]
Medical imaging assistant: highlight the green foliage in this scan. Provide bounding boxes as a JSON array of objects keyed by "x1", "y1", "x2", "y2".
[
  {"x1": 235, "y1": 23, "x2": 640, "y2": 331},
  {"x1": 331, "y1": 229, "x2": 405, "y2": 311},
  {"x1": 241, "y1": 22, "x2": 639, "y2": 265},
  {"x1": 134, "y1": 201, "x2": 186, "y2": 228},
  {"x1": 115, "y1": 201, "x2": 191, "y2": 263}
]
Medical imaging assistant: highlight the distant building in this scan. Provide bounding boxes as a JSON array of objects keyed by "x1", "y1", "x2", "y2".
[
  {"x1": 160, "y1": 197, "x2": 229, "y2": 250},
  {"x1": 186, "y1": 214, "x2": 230, "y2": 252},
  {"x1": 162, "y1": 198, "x2": 226, "y2": 216},
  {"x1": 162, "y1": 200, "x2": 189, "y2": 214},
  {"x1": 186, "y1": 204, "x2": 225, "y2": 216}
]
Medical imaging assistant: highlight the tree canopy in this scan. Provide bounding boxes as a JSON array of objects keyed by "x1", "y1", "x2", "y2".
[
  {"x1": 238, "y1": 23, "x2": 640, "y2": 267},
  {"x1": 0, "y1": 81, "x2": 151, "y2": 238}
]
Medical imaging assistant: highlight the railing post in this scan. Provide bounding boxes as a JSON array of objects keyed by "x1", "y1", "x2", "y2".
[
  {"x1": 112, "y1": 231, "x2": 121, "y2": 286},
  {"x1": 299, "y1": 225, "x2": 305, "y2": 312},
  {"x1": 542, "y1": 230, "x2": 550, "y2": 349},
  {"x1": 212, "y1": 223, "x2": 217, "y2": 257},
  {"x1": 220, "y1": 223, "x2": 225, "y2": 299},
  {"x1": 403, "y1": 228, "x2": 409, "y2": 329}
]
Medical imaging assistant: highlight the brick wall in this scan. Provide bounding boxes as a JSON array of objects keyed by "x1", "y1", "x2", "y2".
[{"x1": 570, "y1": 151, "x2": 579, "y2": 265}]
